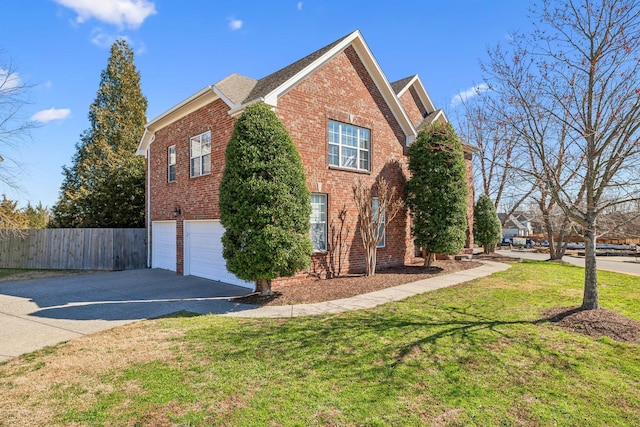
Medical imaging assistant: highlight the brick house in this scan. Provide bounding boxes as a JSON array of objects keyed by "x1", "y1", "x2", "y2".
[{"x1": 136, "y1": 30, "x2": 475, "y2": 290}]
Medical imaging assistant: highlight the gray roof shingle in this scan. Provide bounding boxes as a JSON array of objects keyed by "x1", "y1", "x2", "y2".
[
  {"x1": 390, "y1": 75, "x2": 415, "y2": 94},
  {"x1": 217, "y1": 32, "x2": 353, "y2": 106},
  {"x1": 215, "y1": 73, "x2": 258, "y2": 105}
]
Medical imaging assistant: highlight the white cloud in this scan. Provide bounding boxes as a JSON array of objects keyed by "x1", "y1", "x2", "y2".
[
  {"x1": 450, "y1": 83, "x2": 490, "y2": 107},
  {"x1": 54, "y1": 0, "x2": 156, "y2": 29},
  {"x1": 31, "y1": 108, "x2": 72, "y2": 123},
  {"x1": 297, "y1": 2, "x2": 303, "y2": 10},
  {"x1": 228, "y1": 18, "x2": 243, "y2": 31},
  {"x1": 90, "y1": 29, "x2": 146, "y2": 53},
  {"x1": 91, "y1": 27, "x2": 118, "y2": 48},
  {"x1": 0, "y1": 68, "x2": 21, "y2": 91}
]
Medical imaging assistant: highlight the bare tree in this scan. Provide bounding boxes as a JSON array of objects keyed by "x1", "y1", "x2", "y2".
[
  {"x1": 0, "y1": 51, "x2": 37, "y2": 235},
  {"x1": 456, "y1": 90, "x2": 535, "y2": 223},
  {"x1": 483, "y1": 0, "x2": 640, "y2": 310},
  {"x1": 597, "y1": 200, "x2": 640, "y2": 240},
  {"x1": 353, "y1": 177, "x2": 404, "y2": 276},
  {"x1": 524, "y1": 117, "x2": 581, "y2": 259}
]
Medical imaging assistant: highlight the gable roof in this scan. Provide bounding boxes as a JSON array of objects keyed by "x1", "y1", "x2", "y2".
[
  {"x1": 499, "y1": 213, "x2": 531, "y2": 231},
  {"x1": 417, "y1": 109, "x2": 448, "y2": 129},
  {"x1": 138, "y1": 30, "x2": 433, "y2": 155},
  {"x1": 391, "y1": 74, "x2": 437, "y2": 115},
  {"x1": 236, "y1": 34, "x2": 351, "y2": 106}
]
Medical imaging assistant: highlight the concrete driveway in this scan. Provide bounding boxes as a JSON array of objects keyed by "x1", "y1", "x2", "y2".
[{"x1": 0, "y1": 269, "x2": 253, "y2": 362}]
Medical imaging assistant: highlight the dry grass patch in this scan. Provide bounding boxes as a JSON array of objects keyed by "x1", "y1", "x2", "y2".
[
  {"x1": 0, "y1": 269, "x2": 92, "y2": 283},
  {"x1": 0, "y1": 321, "x2": 186, "y2": 426}
]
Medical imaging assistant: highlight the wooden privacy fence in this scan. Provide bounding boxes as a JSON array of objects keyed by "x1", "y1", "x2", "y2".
[{"x1": 0, "y1": 228, "x2": 146, "y2": 271}]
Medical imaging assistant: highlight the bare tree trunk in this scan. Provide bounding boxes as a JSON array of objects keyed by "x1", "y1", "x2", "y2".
[
  {"x1": 484, "y1": 244, "x2": 495, "y2": 254},
  {"x1": 257, "y1": 279, "x2": 273, "y2": 296},
  {"x1": 422, "y1": 249, "x2": 434, "y2": 267},
  {"x1": 582, "y1": 227, "x2": 599, "y2": 310},
  {"x1": 551, "y1": 218, "x2": 572, "y2": 260},
  {"x1": 365, "y1": 246, "x2": 377, "y2": 277}
]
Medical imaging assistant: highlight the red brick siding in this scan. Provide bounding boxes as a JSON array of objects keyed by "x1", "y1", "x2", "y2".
[
  {"x1": 275, "y1": 46, "x2": 414, "y2": 279},
  {"x1": 398, "y1": 86, "x2": 428, "y2": 127},
  {"x1": 148, "y1": 98, "x2": 236, "y2": 273}
]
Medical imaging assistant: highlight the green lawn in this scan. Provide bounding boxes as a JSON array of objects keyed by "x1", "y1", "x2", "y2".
[{"x1": 1, "y1": 260, "x2": 639, "y2": 426}]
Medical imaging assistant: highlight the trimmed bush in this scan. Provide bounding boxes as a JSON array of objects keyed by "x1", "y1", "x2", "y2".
[
  {"x1": 219, "y1": 103, "x2": 312, "y2": 294},
  {"x1": 473, "y1": 194, "x2": 502, "y2": 253},
  {"x1": 406, "y1": 122, "x2": 468, "y2": 266}
]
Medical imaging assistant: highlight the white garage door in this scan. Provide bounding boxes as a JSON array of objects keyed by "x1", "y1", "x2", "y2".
[
  {"x1": 184, "y1": 220, "x2": 253, "y2": 289},
  {"x1": 152, "y1": 221, "x2": 177, "y2": 271}
]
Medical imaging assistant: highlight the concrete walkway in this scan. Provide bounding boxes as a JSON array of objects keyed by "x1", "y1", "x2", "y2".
[
  {"x1": 0, "y1": 261, "x2": 509, "y2": 362},
  {"x1": 224, "y1": 260, "x2": 510, "y2": 318}
]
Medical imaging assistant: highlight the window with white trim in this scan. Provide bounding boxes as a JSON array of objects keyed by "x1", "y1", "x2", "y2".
[
  {"x1": 373, "y1": 197, "x2": 385, "y2": 248},
  {"x1": 328, "y1": 120, "x2": 370, "y2": 171},
  {"x1": 310, "y1": 193, "x2": 327, "y2": 252},
  {"x1": 190, "y1": 131, "x2": 211, "y2": 178},
  {"x1": 168, "y1": 145, "x2": 176, "y2": 182}
]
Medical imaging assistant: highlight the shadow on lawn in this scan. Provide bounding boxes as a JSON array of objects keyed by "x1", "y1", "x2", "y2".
[
  {"x1": 389, "y1": 307, "x2": 552, "y2": 367},
  {"x1": 196, "y1": 305, "x2": 562, "y2": 378}
]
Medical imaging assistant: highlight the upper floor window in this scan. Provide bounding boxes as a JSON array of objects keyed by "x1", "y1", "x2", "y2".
[
  {"x1": 168, "y1": 145, "x2": 176, "y2": 182},
  {"x1": 190, "y1": 131, "x2": 211, "y2": 178},
  {"x1": 328, "y1": 120, "x2": 370, "y2": 171},
  {"x1": 310, "y1": 193, "x2": 327, "y2": 252}
]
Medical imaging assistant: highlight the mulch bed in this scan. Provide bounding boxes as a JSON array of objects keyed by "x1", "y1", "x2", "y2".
[
  {"x1": 542, "y1": 306, "x2": 640, "y2": 345},
  {"x1": 232, "y1": 258, "x2": 483, "y2": 307}
]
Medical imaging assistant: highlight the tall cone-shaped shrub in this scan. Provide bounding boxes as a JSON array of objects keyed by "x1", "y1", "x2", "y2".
[
  {"x1": 406, "y1": 122, "x2": 468, "y2": 266},
  {"x1": 219, "y1": 103, "x2": 312, "y2": 295},
  {"x1": 473, "y1": 194, "x2": 502, "y2": 254}
]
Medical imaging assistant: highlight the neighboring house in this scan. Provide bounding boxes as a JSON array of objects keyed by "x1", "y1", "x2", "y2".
[
  {"x1": 499, "y1": 212, "x2": 533, "y2": 240},
  {"x1": 136, "y1": 30, "x2": 475, "y2": 290}
]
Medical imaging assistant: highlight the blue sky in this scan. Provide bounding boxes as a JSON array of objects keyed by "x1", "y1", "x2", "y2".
[{"x1": 0, "y1": 0, "x2": 532, "y2": 209}]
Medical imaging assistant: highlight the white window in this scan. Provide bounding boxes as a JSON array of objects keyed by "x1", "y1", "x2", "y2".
[
  {"x1": 373, "y1": 197, "x2": 385, "y2": 248},
  {"x1": 328, "y1": 120, "x2": 370, "y2": 171},
  {"x1": 168, "y1": 145, "x2": 176, "y2": 182},
  {"x1": 310, "y1": 194, "x2": 327, "y2": 252},
  {"x1": 190, "y1": 131, "x2": 211, "y2": 178}
]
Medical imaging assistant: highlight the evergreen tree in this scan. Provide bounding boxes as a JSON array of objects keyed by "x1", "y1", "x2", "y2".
[
  {"x1": 406, "y1": 122, "x2": 468, "y2": 267},
  {"x1": 473, "y1": 194, "x2": 502, "y2": 254},
  {"x1": 51, "y1": 39, "x2": 147, "y2": 228},
  {"x1": 0, "y1": 195, "x2": 28, "y2": 229},
  {"x1": 22, "y1": 202, "x2": 50, "y2": 229},
  {"x1": 219, "y1": 103, "x2": 312, "y2": 295}
]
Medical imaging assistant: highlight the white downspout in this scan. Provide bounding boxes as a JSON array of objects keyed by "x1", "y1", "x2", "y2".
[{"x1": 146, "y1": 145, "x2": 152, "y2": 268}]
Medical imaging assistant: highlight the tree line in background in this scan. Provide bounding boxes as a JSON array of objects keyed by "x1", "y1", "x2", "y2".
[{"x1": 0, "y1": 195, "x2": 50, "y2": 230}]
